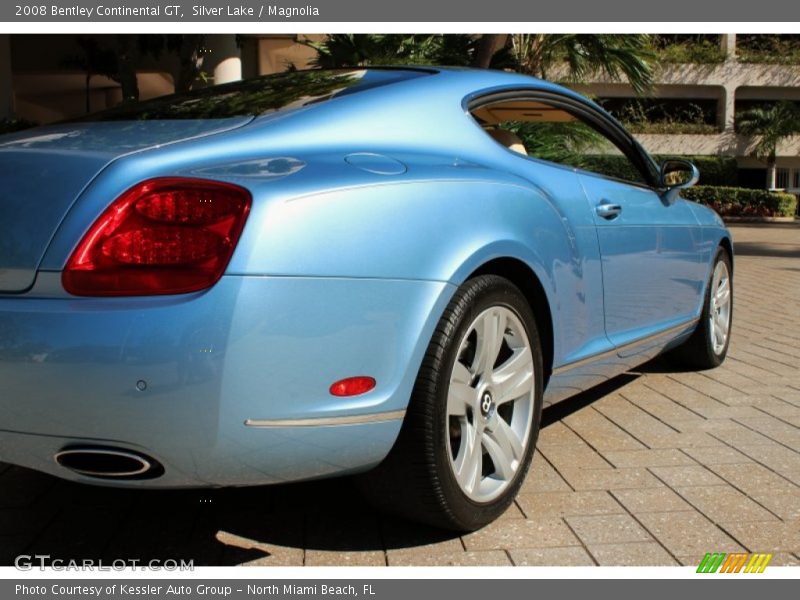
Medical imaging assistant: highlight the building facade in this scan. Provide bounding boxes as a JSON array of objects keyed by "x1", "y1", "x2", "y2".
[{"x1": 573, "y1": 34, "x2": 800, "y2": 194}]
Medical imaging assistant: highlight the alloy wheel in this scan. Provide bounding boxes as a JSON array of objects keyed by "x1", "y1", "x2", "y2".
[{"x1": 446, "y1": 306, "x2": 535, "y2": 503}]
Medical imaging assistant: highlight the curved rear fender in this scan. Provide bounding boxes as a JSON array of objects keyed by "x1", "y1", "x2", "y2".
[
  {"x1": 230, "y1": 179, "x2": 569, "y2": 284},
  {"x1": 233, "y1": 177, "x2": 575, "y2": 366}
]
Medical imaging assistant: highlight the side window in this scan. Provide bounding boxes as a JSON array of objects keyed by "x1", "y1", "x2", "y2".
[{"x1": 471, "y1": 98, "x2": 649, "y2": 186}]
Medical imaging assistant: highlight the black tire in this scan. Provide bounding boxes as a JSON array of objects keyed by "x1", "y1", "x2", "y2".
[
  {"x1": 357, "y1": 275, "x2": 544, "y2": 531},
  {"x1": 668, "y1": 247, "x2": 733, "y2": 369}
]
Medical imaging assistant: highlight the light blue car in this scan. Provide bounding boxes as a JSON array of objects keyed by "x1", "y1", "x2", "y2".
[{"x1": 0, "y1": 67, "x2": 733, "y2": 530}]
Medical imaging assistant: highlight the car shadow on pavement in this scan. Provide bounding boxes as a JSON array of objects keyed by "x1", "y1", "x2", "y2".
[{"x1": 1, "y1": 369, "x2": 646, "y2": 566}]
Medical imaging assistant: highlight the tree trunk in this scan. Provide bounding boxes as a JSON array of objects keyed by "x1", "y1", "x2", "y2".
[
  {"x1": 472, "y1": 35, "x2": 508, "y2": 69},
  {"x1": 767, "y1": 154, "x2": 777, "y2": 190},
  {"x1": 85, "y1": 73, "x2": 91, "y2": 114},
  {"x1": 115, "y1": 35, "x2": 140, "y2": 103},
  {"x1": 175, "y1": 34, "x2": 205, "y2": 93}
]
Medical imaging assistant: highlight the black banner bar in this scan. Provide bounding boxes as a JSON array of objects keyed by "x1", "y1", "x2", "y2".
[{"x1": 3, "y1": 0, "x2": 800, "y2": 22}]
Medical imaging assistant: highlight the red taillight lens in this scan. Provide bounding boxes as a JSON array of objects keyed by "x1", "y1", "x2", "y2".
[
  {"x1": 63, "y1": 178, "x2": 251, "y2": 296},
  {"x1": 329, "y1": 376, "x2": 377, "y2": 397}
]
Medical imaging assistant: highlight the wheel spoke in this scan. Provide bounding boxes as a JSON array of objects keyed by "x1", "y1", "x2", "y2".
[
  {"x1": 716, "y1": 281, "x2": 730, "y2": 306},
  {"x1": 492, "y1": 347, "x2": 534, "y2": 404},
  {"x1": 455, "y1": 424, "x2": 482, "y2": 493},
  {"x1": 472, "y1": 310, "x2": 506, "y2": 379},
  {"x1": 447, "y1": 381, "x2": 474, "y2": 417},
  {"x1": 451, "y1": 361, "x2": 472, "y2": 385},
  {"x1": 715, "y1": 311, "x2": 728, "y2": 332},
  {"x1": 714, "y1": 323, "x2": 726, "y2": 347},
  {"x1": 482, "y1": 419, "x2": 521, "y2": 480}
]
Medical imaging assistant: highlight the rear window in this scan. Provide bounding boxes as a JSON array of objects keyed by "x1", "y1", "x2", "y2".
[{"x1": 77, "y1": 68, "x2": 434, "y2": 121}]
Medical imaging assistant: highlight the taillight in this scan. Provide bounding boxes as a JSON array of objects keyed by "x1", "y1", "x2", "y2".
[
  {"x1": 329, "y1": 376, "x2": 377, "y2": 397},
  {"x1": 63, "y1": 178, "x2": 251, "y2": 296}
]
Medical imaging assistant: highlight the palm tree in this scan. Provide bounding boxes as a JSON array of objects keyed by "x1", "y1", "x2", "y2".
[
  {"x1": 62, "y1": 37, "x2": 117, "y2": 113},
  {"x1": 304, "y1": 34, "x2": 654, "y2": 96},
  {"x1": 507, "y1": 34, "x2": 655, "y2": 95},
  {"x1": 303, "y1": 34, "x2": 475, "y2": 68},
  {"x1": 737, "y1": 101, "x2": 800, "y2": 189}
]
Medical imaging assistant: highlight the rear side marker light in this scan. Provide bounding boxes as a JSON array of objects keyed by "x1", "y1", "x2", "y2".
[
  {"x1": 63, "y1": 177, "x2": 251, "y2": 296},
  {"x1": 329, "y1": 377, "x2": 377, "y2": 397}
]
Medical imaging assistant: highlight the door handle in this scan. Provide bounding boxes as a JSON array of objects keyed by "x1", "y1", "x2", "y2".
[{"x1": 596, "y1": 201, "x2": 622, "y2": 220}]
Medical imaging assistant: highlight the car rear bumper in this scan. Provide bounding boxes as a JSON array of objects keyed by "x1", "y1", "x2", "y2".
[{"x1": 0, "y1": 274, "x2": 453, "y2": 487}]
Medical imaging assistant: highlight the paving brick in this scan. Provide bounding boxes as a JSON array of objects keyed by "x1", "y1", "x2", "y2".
[
  {"x1": 305, "y1": 550, "x2": 386, "y2": 566},
  {"x1": 635, "y1": 511, "x2": 746, "y2": 557},
  {"x1": 737, "y1": 417, "x2": 800, "y2": 451},
  {"x1": 559, "y1": 467, "x2": 663, "y2": 491},
  {"x1": 611, "y1": 487, "x2": 694, "y2": 514},
  {"x1": 680, "y1": 445, "x2": 755, "y2": 466},
  {"x1": 637, "y1": 430, "x2": 725, "y2": 450},
  {"x1": 217, "y1": 530, "x2": 304, "y2": 567},
  {"x1": 674, "y1": 485, "x2": 778, "y2": 524},
  {"x1": 563, "y1": 410, "x2": 648, "y2": 451},
  {"x1": 748, "y1": 488, "x2": 800, "y2": 521},
  {"x1": 537, "y1": 422, "x2": 587, "y2": 447},
  {"x1": 588, "y1": 542, "x2": 678, "y2": 566},
  {"x1": 509, "y1": 546, "x2": 594, "y2": 566},
  {"x1": 516, "y1": 491, "x2": 625, "y2": 519},
  {"x1": 602, "y1": 449, "x2": 696, "y2": 468},
  {"x1": 389, "y1": 550, "x2": 512, "y2": 566},
  {"x1": 461, "y1": 517, "x2": 580, "y2": 551},
  {"x1": 649, "y1": 465, "x2": 727, "y2": 488},
  {"x1": 519, "y1": 454, "x2": 572, "y2": 493},
  {"x1": 707, "y1": 463, "x2": 799, "y2": 496},
  {"x1": 565, "y1": 514, "x2": 653, "y2": 545},
  {"x1": 735, "y1": 444, "x2": 800, "y2": 480},
  {"x1": 720, "y1": 521, "x2": 800, "y2": 553},
  {"x1": 539, "y1": 443, "x2": 613, "y2": 472}
]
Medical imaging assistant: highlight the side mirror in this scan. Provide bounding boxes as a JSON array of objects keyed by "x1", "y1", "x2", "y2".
[{"x1": 659, "y1": 159, "x2": 700, "y2": 203}]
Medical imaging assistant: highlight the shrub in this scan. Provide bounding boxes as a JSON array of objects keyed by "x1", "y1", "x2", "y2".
[
  {"x1": 0, "y1": 118, "x2": 37, "y2": 135},
  {"x1": 681, "y1": 186, "x2": 797, "y2": 217},
  {"x1": 580, "y1": 155, "x2": 738, "y2": 187},
  {"x1": 600, "y1": 97, "x2": 720, "y2": 135},
  {"x1": 653, "y1": 35, "x2": 726, "y2": 64},
  {"x1": 678, "y1": 156, "x2": 739, "y2": 186},
  {"x1": 736, "y1": 34, "x2": 800, "y2": 65}
]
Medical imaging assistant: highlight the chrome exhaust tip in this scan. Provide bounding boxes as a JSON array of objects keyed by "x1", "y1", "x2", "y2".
[{"x1": 55, "y1": 447, "x2": 162, "y2": 480}]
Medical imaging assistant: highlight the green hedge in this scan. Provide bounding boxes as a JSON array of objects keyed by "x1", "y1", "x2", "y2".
[
  {"x1": 580, "y1": 155, "x2": 738, "y2": 187},
  {"x1": 736, "y1": 34, "x2": 800, "y2": 65},
  {"x1": 0, "y1": 118, "x2": 37, "y2": 135},
  {"x1": 653, "y1": 35, "x2": 726, "y2": 64},
  {"x1": 681, "y1": 186, "x2": 798, "y2": 217}
]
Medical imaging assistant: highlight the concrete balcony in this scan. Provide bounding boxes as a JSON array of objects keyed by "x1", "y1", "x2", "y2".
[
  {"x1": 634, "y1": 132, "x2": 800, "y2": 158},
  {"x1": 656, "y1": 60, "x2": 800, "y2": 88}
]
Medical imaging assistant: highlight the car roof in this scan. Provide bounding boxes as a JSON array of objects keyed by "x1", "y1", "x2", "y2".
[{"x1": 351, "y1": 66, "x2": 604, "y2": 113}]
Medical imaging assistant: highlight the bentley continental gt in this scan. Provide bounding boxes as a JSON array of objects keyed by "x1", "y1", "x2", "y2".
[{"x1": 0, "y1": 67, "x2": 733, "y2": 530}]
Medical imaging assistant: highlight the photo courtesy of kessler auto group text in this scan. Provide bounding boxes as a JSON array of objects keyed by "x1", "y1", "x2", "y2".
[{"x1": 0, "y1": 0, "x2": 798, "y2": 596}]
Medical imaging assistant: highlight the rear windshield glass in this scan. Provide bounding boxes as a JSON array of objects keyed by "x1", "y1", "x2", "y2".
[{"x1": 77, "y1": 68, "x2": 434, "y2": 121}]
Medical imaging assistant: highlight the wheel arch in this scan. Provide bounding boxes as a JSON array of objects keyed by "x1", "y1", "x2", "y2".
[
  {"x1": 719, "y1": 235, "x2": 734, "y2": 273},
  {"x1": 467, "y1": 257, "x2": 555, "y2": 386}
]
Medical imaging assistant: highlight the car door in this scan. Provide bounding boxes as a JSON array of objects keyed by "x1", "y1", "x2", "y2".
[
  {"x1": 466, "y1": 90, "x2": 706, "y2": 396},
  {"x1": 573, "y1": 136, "x2": 706, "y2": 348}
]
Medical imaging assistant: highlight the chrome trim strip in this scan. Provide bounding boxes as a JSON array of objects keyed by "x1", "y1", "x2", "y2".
[
  {"x1": 551, "y1": 317, "x2": 700, "y2": 376},
  {"x1": 244, "y1": 409, "x2": 407, "y2": 428}
]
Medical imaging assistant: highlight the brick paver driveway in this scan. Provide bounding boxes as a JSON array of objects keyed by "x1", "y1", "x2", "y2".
[{"x1": 1, "y1": 223, "x2": 799, "y2": 567}]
